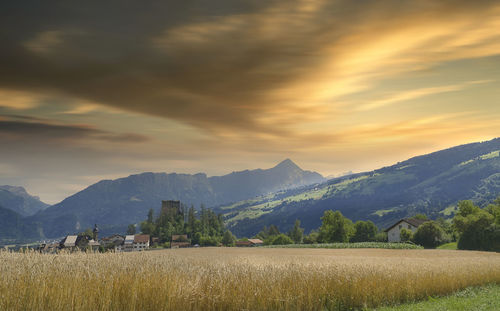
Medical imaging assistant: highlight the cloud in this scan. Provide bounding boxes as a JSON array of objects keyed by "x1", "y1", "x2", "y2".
[
  {"x1": 356, "y1": 80, "x2": 494, "y2": 111},
  {"x1": 23, "y1": 30, "x2": 63, "y2": 54},
  {"x1": 0, "y1": 89, "x2": 42, "y2": 110},
  {"x1": 0, "y1": 0, "x2": 498, "y2": 138},
  {"x1": 0, "y1": 115, "x2": 149, "y2": 144}
]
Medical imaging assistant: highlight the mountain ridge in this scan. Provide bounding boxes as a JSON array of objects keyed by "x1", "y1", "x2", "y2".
[
  {"x1": 217, "y1": 138, "x2": 500, "y2": 237},
  {"x1": 30, "y1": 159, "x2": 325, "y2": 238},
  {"x1": 0, "y1": 185, "x2": 49, "y2": 217}
]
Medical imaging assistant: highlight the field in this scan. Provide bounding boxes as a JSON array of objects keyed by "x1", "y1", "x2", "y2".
[{"x1": 1, "y1": 248, "x2": 500, "y2": 311}]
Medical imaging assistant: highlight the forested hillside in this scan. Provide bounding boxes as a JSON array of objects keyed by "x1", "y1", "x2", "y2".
[{"x1": 218, "y1": 138, "x2": 500, "y2": 237}]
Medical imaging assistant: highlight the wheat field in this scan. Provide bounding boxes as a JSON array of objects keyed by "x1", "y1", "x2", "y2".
[{"x1": 1, "y1": 248, "x2": 499, "y2": 311}]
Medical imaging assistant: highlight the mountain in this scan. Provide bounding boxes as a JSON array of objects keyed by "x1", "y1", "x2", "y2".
[
  {"x1": 217, "y1": 138, "x2": 500, "y2": 237},
  {"x1": 0, "y1": 185, "x2": 49, "y2": 216},
  {"x1": 0, "y1": 205, "x2": 42, "y2": 242},
  {"x1": 32, "y1": 160, "x2": 325, "y2": 238}
]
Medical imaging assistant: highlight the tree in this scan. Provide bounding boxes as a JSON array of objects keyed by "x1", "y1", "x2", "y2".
[
  {"x1": 127, "y1": 224, "x2": 136, "y2": 235},
  {"x1": 456, "y1": 200, "x2": 481, "y2": 217},
  {"x1": 374, "y1": 231, "x2": 387, "y2": 242},
  {"x1": 318, "y1": 210, "x2": 353, "y2": 243},
  {"x1": 255, "y1": 226, "x2": 269, "y2": 241},
  {"x1": 288, "y1": 219, "x2": 304, "y2": 244},
  {"x1": 192, "y1": 232, "x2": 202, "y2": 245},
  {"x1": 453, "y1": 200, "x2": 498, "y2": 251},
  {"x1": 222, "y1": 230, "x2": 236, "y2": 246},
  {"x1": 412, "y1": 214, "x2": 428, "y2": 220},
  {"x1": 140, "y1": 221, "x2": 155, "y2": 235},
  {"x1": 268, "y1": 225, "x2": 280, "y2": 236},
  {"x1": 351, "y1": 220, "x2": 378, "y2": 242},
  {"x1": 271, "y1": 234, "x2": 293, "y2": 245},
  {"x1": 413, "y1": 221, "x2": 443, "y2": 248},
  {"x1": 147, "y1": 208, "x2": 154, "y2": 223},
  {"x1": 187, "y1": 205, "x2": 197, "y2": 235},
  {"x1": 399, "y1": 228, "x2": 413, "y2": 242}
]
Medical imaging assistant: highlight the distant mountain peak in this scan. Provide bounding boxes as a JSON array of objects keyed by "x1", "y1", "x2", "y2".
[
  {"x1": 0, "y1": 185, "x2": 28, "y2": 195},
  {"x1": 274, "y1": 158, "x2": 301, "y2": 170},
  {"x1": 0, "y1": 185, "x2": 48, "y2": 217}
]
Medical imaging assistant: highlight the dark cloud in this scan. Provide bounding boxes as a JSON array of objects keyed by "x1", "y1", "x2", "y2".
[
  {"x1": 0, "y1": 115, "x2": 149, "y2": 143},
  {"x1": 0, "y1": 0, "x2": 498, "y2": 135}
]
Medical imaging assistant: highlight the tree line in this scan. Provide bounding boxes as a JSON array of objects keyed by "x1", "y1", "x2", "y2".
[
  {"x1": 251, "y1": 197, "x2": 500, "y2": 251},
  {"x1": 252, "y1": 211, "x2": 386, "y2": 246},
  {"x1": 130, "y1": 196, "x2": 499, "y2": 251},
  {"x1": 129, "y1": 204, "x2": 231, "y2": 247}
]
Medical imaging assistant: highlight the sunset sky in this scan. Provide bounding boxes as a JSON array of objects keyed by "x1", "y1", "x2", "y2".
[{"x1": 1, "y1": 0, "x2": 499, "y2": 204}]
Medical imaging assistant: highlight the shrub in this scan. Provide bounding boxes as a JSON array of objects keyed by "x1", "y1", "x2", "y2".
[
  {"x1": 200, "y1": 236, "x2": 219, "y2": 246},
  {"x1": 400, "y1": 228, "x2": 413, "y2": 243},
  {"x1": 303, "y1": 231, "x2": 319, "y2": 244}
]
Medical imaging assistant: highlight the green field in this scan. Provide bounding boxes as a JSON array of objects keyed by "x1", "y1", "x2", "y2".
[
  {"x1": 374, "y1": 284, "x2": 500, "y2": 311},
  {"x1": 264, "y1": 242, "x2": 424, "y2": 249},
  {"x1": 437, "y1": 242, "x2": 458, "y2": 250}
]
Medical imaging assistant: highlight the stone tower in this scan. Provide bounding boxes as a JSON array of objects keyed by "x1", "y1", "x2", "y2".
[{"x1": 93, "y1": 224, "x2": 99, "y2": 241}]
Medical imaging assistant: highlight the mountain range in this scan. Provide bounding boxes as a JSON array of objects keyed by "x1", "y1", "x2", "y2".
[
  {"x1": 0, "y1": 138, "x2": 499, "y2": 243},
  {"x1": 215, "y1": 138, "x2": 500, "y2": 237},
  {"x1": 0, "y1": 159, "x2": 324, "y2": 241}
]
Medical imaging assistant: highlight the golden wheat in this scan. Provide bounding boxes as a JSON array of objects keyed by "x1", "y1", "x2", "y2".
[{"x1": 1, "y1": 248, "x2": 499, "y2": 311}]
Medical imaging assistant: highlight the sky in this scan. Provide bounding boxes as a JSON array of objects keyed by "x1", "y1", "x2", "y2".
[{"x1": 0, "y1": 0, "x2": 499, "y2": 204}]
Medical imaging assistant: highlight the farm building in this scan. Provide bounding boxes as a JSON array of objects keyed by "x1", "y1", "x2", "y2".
[
  {"x1": 235, "y1": 239, "x2": 264, "y2": 247},
  {"x1": 60, "y1": 235, "x2": 78, "y2": 250},
  {"x1": 171, "y1": 234, "x2": 190, "y2": 248},
  {"x1": 385, "y1": 218, "x2": 428, "y2": 242}
]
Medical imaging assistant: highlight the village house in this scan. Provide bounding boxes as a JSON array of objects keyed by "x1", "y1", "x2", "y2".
[
  {"x1": 116, "y1": 235, "x2": 134, "y2": 252},
  {"x1": 235, "y1": 239, "x2": 264, "y2": 247},
  {"x1": 115, "y1": 234, "x2": 150, "y2": 252},
  {"x1": 100, "y1": 234, "x2": 125, "y2": 249},
  {"x1": 133, "y1": 234, "x2": 150, "y2": 251},
  {"x1": 59, "y1": 235, "x2": 100, "y2": 251},
  {"x1": 385, "y1": 218, "x2": 428, "y2": 242},
  {"x1": 171, "y1": 234, "x2": 190, "y2": 248},
  {"x1": 60, "y1": 235, "x2": 78, "y2": 250}
]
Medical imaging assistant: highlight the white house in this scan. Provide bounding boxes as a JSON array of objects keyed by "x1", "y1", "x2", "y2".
[
  {"x1": 384, "y1": 218, "x2": 428, "y2": 242},
  {"x1": 115, "y1": 234, "x2": 149, "y2": 252},
  {"x1": 133, "y1": 234, "x2": 150, "y2": 251}
]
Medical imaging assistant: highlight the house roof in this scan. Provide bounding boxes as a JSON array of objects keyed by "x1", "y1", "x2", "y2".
[
  {"x1": 101, "y1": 234, "x2": 124, "y2": 241},
  {"x1": 134, "y1": 234, "x2": 150, "y2": 243},
  {"x1": 248, "y1": 239, "x2": 263, "y2": 244},
  {"x1": 63, "y1": 235, "x2": 78, "y2": 247},
  {"x1": 384, "y1": 218, "x2": 428, "y2": 232},
  {"x1": 124, "y1": 235, "x2": 135, "y2": 244}
]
